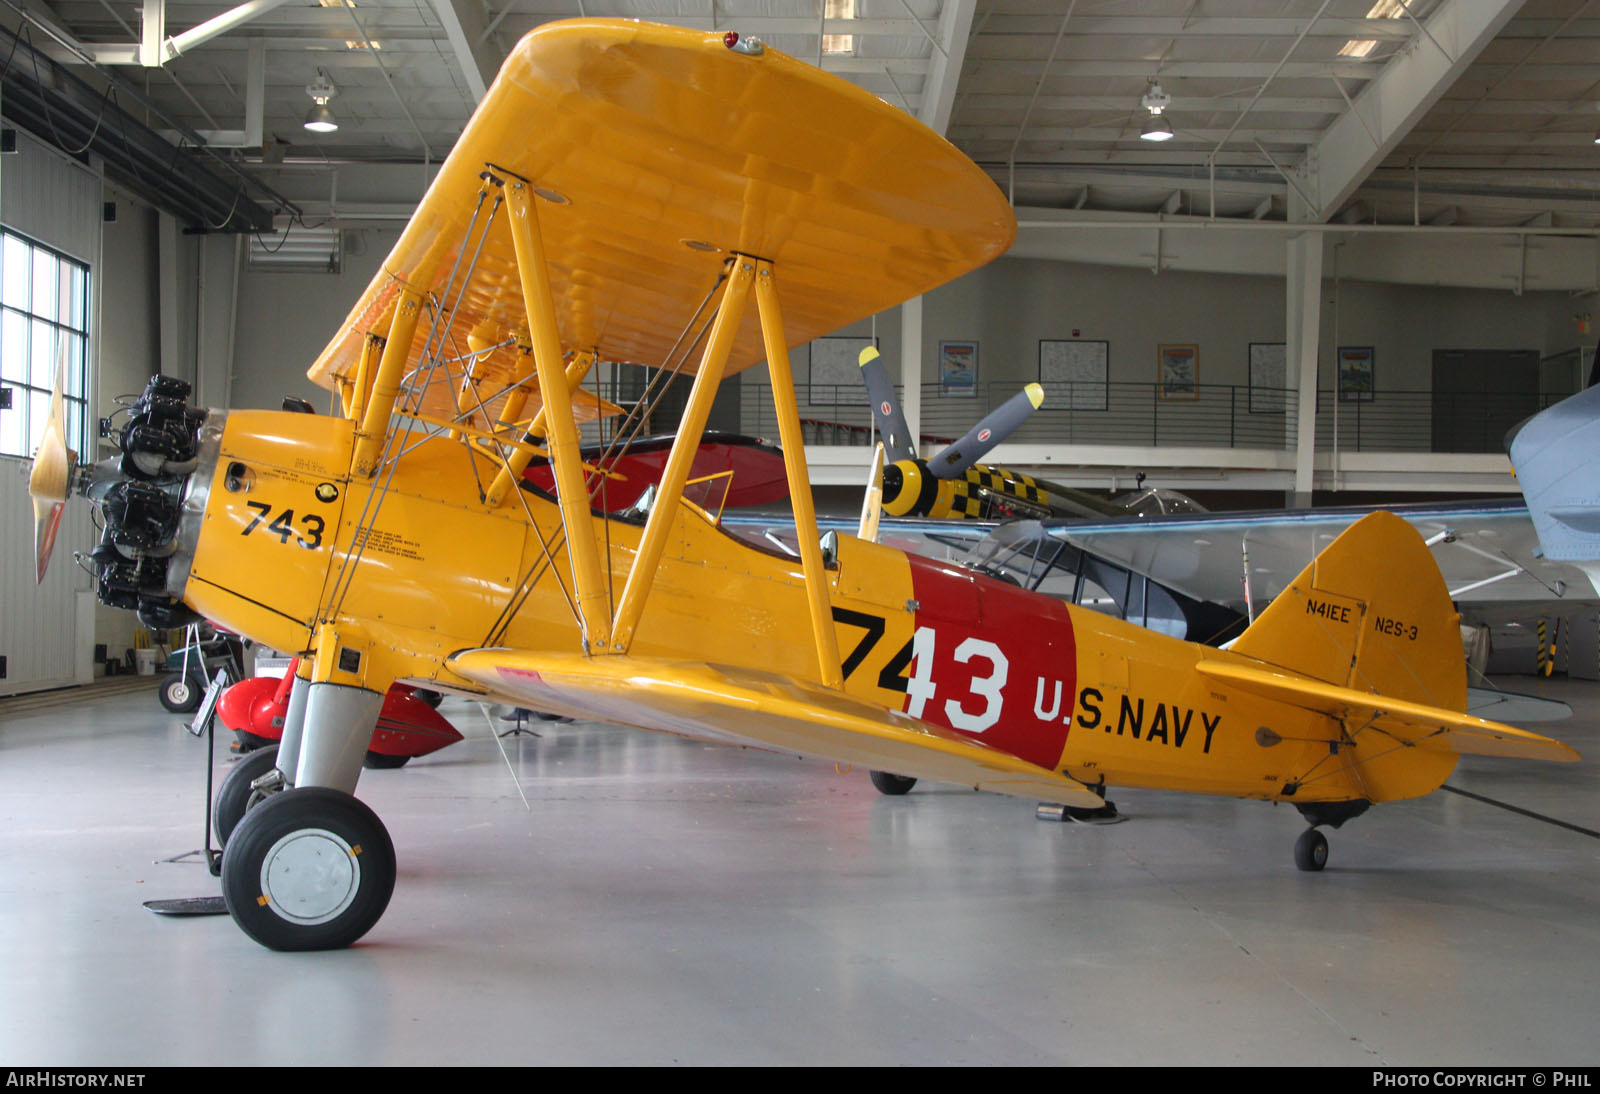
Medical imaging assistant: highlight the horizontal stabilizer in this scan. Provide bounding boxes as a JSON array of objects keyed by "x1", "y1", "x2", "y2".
[
  {"x1": 1196, "y1": 661, "x2": 1580, "y2": 764},
  {"x1": 449, "y1": 650, "x2": 1107, "y2": 806}
]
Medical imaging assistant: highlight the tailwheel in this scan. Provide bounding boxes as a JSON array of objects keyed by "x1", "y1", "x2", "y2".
[
  {"x1": 869, "y1": 770, "x2": 917, "y2": 796},
  {"x1": 363, "y1": 751, "x2": 410, "y2": 770},
  {"x1": 221, "y1": 787, "x2": 395, "y2": 951},
  {"x1": 214, "y1": 745, "x2": 284, "y2": 847},
  {"x1": 1294, "y1": 828, "x2": 1329, "y2": 872}
]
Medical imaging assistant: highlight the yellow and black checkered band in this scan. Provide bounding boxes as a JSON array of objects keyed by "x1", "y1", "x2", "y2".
[
  {"x1": 965, "y1": 465, "x2": 1050, "y2": 508},
  {"x1": 942, "y1": 476, "x2": 987, "y2": 519}
]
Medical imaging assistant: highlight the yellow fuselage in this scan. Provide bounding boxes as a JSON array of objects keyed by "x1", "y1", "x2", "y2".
[{"x1": 180, "y1": 409, "x2": 1453, "y2": 806}]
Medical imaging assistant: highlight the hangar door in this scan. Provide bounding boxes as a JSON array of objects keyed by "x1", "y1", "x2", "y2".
[{"x1": 1431, "y1": 349, "x2": 1539, "y2": 453}]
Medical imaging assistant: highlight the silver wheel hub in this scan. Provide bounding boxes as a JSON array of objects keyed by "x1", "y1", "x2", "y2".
[{"x1": 259, "y1": 827, "x2": 360, "y2": 925}]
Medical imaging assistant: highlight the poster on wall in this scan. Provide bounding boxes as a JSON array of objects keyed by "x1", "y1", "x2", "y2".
[
  {"x1": 1039, "y1": 340, "x2": 1108, "y2": 410},
  {"x1": 1158, "y1": 344, "x2": 1199, "y2": 401},
  {"x1": 808, "y1": 336, "x2": 876, "y2": 405},
  {"x1": 1338, "y1": 346, "x2": 1375, "y2": 402},
  {"x1": 938, "y1": 340, "x2": 978, "y2": 397},
  {"x1": 1248, "y1": 342, "x2": 1286, "y2": 414}
]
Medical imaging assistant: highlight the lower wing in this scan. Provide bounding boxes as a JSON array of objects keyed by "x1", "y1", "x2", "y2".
[{"x1": 448, "y1": 649, "x2": 1107, "y2": 807}]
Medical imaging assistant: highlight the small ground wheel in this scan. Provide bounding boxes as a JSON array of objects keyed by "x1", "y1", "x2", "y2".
[
  {"x1": 363, "y1": 751, "x2": 410, "y2": 770},
  {"x1": 159, "y1": 672, "x2": 203, "y2": 714},
  {"x1": 1294, "y1": 827, "x2": 1329, "y2": 872},
  {"x1": 869, "y1": 770, "x2": 917, "y2": 796}
]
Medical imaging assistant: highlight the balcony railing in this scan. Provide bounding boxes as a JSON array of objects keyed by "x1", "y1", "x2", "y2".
[
  {"x1": 741, "y1": 381, "x2": 1301, "y2": 450},
  {"x1": 1313, "y1": 390, "x2": 1562, "y2": 453}
]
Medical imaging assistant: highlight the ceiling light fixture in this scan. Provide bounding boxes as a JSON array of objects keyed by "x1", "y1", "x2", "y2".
[
  {"x1": 1338, "y1": 0, "x2": 1407, "y2": 59},
  {"x1": 1141, "y1": 115, "x2": 1174, "y2": 141},
  {"x1": 1139, "y1": 80, "x2": 1174, "y2": 142},
  {"x1": 822, "y1": 0, "x2": 857, "y2": 56},
  {"x1": 304, "y1": 69, "x2": 339, "y2": 133}
]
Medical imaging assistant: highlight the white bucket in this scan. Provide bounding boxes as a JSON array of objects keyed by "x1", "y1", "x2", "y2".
[{"x1": 133, "y1": 649, "x2": 158, "y2": 676}]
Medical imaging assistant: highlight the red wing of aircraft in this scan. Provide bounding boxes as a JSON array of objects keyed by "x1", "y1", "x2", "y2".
[
  {"x1": 26, "y1": 20, "x2": 1578, "y2": 953},
  {"x1": 521, "y1": 432, "x2": 789, "y2": 513}
]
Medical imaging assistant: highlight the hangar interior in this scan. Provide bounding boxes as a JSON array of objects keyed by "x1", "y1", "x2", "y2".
[{"x1": 0, "y1": 0, "x2": 1597, "y2": 1066}]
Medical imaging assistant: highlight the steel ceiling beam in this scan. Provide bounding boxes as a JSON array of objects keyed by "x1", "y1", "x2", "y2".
[
  {"x1": 0, "y1": 19, "x2": 283, "y2": 231},
  {"x1": 916, "y1": 0, "x2": 975, "y2": 135},
  {"x1": 431, "y1": 0, "x2": 500, "y2": 105},
  {"x1": 1301, "y1": 0, "x2": 1529, "y2": 222}
]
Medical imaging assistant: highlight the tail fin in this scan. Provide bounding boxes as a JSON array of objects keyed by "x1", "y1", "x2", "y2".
[
  {"x1": 1228, "y1": 511, "x2": 1466, "y2": 714},
  {"x1": 1216, "y1": 512, "x2": 1577, "y2": 803}
]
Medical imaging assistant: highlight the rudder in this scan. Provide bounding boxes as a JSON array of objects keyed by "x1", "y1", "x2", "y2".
[{"x1": 1228, "y1": 511, "x2": 1467, "y2": 715}]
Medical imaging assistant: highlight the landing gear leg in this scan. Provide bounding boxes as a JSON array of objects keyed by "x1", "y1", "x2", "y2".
[
  {"x1": 293, "y1": 681, "x2": 384, "y2": 792},
  {"x1": 1294, "y1": 827, "x2": 1329, "y2": 872}
]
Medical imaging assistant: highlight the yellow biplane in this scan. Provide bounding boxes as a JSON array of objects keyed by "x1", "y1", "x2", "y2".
[{"x1": 29, "y1": 20, "x2": 1578, "y2": 951}]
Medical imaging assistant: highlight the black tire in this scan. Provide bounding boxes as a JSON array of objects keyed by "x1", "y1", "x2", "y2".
[
  {"x1": 220, "y1": 787, "x2": 395, "y2": 951},
  {"x1": 233, "y1": 730, "x2": 275, "y2": 753},
  {"x1": 159, "y1": 672, "x2": 203, "y2": 714},
  {"x1": 869, "y1": 770, "x2": 917, "y2": 796},
  {"x1": 363, "y1": 751, "x2": 410, "y2": 770},
  {"x1": 214, "y1": 746, "x2": 282, "y2": 847},
  {"x1": 1294, "y1": 828, "x2": 1329, "y2": 872},
  {"x1": 414, "y1": 689, "x2": 444, "y2": 709}
]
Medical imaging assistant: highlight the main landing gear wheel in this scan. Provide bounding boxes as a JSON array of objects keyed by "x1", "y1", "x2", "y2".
[
  {"x1": 869, "y1": 770, "x2": 917, "y2": 795},
  {"x1": 214, "y1": 745, "x2": 283, "y2": 847},
  {"x1": 1294, "y1": 828, "x2": 1329, "y2": 872},
  {"x1": 220, "y1": 787, "x2": 395, "y2": 951},
  {"x1": 159, "y1": 672, "x2": 202, "y2": 713}
]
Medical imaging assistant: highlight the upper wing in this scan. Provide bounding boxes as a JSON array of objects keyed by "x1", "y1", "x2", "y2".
[
  {"x1": 1196, "y1": 660, "x2": 1580, "y2": 764},
  {"x1": 448, "y1": 649, "x2": 1107, "y2": 807},
  {"x1": 1051, "y1": 500, "x2": 1596, "y2": 613},
  {"x1": 307, "y1": 19, "x2": 1015, "y2": 422}
]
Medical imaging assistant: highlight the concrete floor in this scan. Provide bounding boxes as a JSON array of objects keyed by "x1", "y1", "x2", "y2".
[{"x1": 0, "y1": 675, "x2": 1597, "y2": 1066}]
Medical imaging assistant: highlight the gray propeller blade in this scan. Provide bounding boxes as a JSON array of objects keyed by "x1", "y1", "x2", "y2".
[
  {"x1": 857, "y1": 346, "x2": 916, "y2": 463},
  {"x1": 929, "y1": 383, "x2": 1044, "y2": 479}
]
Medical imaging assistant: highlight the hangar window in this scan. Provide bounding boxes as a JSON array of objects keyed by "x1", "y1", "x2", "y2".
[{"x1": 0, "y1": 229, "x2": 90, "y2": 461}]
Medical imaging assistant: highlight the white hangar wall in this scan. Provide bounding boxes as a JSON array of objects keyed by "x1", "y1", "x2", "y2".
[
  {"x1": 229, "y1": 225, "x2": 400, "y2": 414},
  {"x1": 0, "y1": 125, "x2": 245, "y2": 693},
  {"x1": 0, "y1": 128, "x2": 104, "y2": 693},
  {"x1": 921, "y1": 256, "x2": 1569, "y2": 392},
  {"x1": 766, "y1": 256, "x2": 1579, "y2": 447}
]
